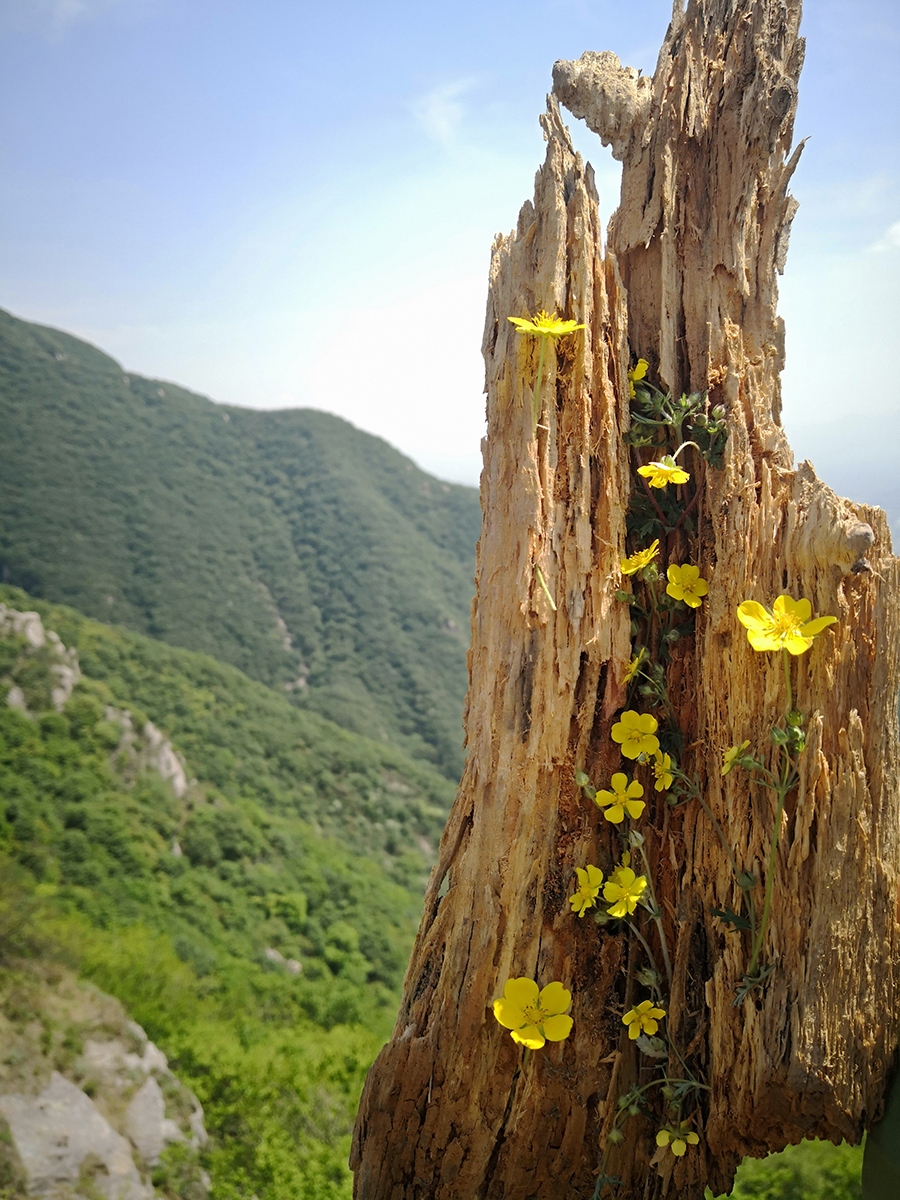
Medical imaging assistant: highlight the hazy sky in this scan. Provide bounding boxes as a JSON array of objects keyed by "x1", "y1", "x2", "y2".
[{"x1": 1, "y1": 0, "x2": 898, "y2": 524}]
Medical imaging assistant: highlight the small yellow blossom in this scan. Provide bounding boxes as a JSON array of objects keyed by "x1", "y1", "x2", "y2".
[
  {"x1": 569, "y1": 864, "x2": 604, "y2": 917},
  {"x1": 628, "y1": 358, "x2": 649, "y2": 399},
  {"x1": 493, "y1": 977, "x2": 573, "y2": 1049},
  {"x1": 611, "y1": 710, "x2": 660, "y2": 760},
  {"x1": 622, "y1": 999, "x2": 666, "y2": 1040},
  {"x1": 721, "y1": 740, "x2": 751, "y2": 776},
  {"x1": 624, "y1": 649, "x2": 646, "y2": 684},
  {"x1": 656, "y1": 1127, "x2": 700, "y2": 1158},
  {"x1": 652, "y1": 752, "x2": 673, "y2": 792},
  {"x1": 508, "y1": 310, "x2": 586, "y2": 339},
  {"x1": 603, "y1": 867, "x2": 647, "y2": 918},
  {"x1": 666, "y1": 563, "x2": 709, "y2": 608},
  {"x1": 736, "y1": 595, "x2": 837, "y2": 655},
  {"x1": 637, "y1": 457, "x2": 691, "y2": 488},
  {"x1": 594, "y1": 773, "x2": 645, "y2": 824},
  {"x1": 620, "y1": 540, "x2": 659, "y2": 576}
]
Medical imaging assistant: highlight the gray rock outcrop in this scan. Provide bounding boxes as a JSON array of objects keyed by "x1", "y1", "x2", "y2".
[{"x1": 0, "y1": 1072, "x2": 153, "y2": 1200}]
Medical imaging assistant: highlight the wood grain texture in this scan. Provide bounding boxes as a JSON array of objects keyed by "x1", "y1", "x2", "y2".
[{"x1": 351, "y1": 2, "x2": 900, "y2": 1196}]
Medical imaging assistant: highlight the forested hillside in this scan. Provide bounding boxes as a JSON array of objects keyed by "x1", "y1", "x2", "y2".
[
  {"x1": 0, "y1": 307, "x2": 481, "y2": 778},
  {"x1": 0, "y1": 586, "x2": 455, "y2": 1197}
]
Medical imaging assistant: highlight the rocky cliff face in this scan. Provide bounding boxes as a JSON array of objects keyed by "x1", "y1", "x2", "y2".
[
  {"x1": 0, "y1": 963, "x2": 208, "y2": 1199},
  {"x1": 0, "y1": 604, "x2": 189, "y2": 798}
]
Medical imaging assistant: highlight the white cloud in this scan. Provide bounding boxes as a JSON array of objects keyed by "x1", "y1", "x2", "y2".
[
  {"x1": 411, "y1": 79, "x2": 478, "y2": 145},
  {"x1": 869, "y1": 220, "x2": 900, "y2": 252}
]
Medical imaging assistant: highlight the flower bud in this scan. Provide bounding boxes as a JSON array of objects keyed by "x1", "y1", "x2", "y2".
[
  {"x1": 615, "y1": 590, "x2": 631, "y2": 603},
  {"x1": 712, "y1": 405, "x2": 726, "y2": 420},
  {"x1": 607, "y1": 1127, "x2": 625, "y2": 1145},
  {"x1": 628, "y1": 829, "x2": 645, "y2": 848},
  {"x1": 770, "y1": 727, "x2": 789, "y2": 745}
]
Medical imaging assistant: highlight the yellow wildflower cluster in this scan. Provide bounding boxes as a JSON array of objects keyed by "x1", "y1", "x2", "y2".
[
  {"x1": 492, "y1": 978, "x2": 573, "y2": 1049},
  {"x1": 622, "y1": 999, "x2": 666, "y2": 1040},
  {"x1": 737, "y1": 595, "x2": 836, "y2": 655},
  {"x1": 603, "y1": 859, "x2": 647, "y2": 917},
  {"x1": 594, "y1": 773, "x2": 645, "y2": 824},
  {"x1": 656, "y1": 1126, "x2": 700, "y2": 1158},
  {"x1": 620, "y1": 540, "x2": 659, "y2": 576},
  {"x1": 637, "y1": 458, "x2": 690, "y2": 488},
  {"x1": 508, "y1": 310, "x2": 586, "y2": 339},
  {"x1": 569, "y1": 864, "x2": 604, "y2": 917},
  {"x1": 611, "y1": 710, "x2": 659, "y2": 760}
]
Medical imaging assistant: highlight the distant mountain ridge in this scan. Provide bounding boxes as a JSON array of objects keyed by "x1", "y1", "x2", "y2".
[{"x1": 0, "y1": 307, "x2": 481, "y2": 778}]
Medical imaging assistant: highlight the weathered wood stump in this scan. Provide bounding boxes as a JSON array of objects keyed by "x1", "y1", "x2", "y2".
[{"x1": 351, "y1": 2, "x2": 900, "y2": 1196}]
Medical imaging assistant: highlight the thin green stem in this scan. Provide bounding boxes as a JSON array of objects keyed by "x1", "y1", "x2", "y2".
[
  {"x1": 667, "y1": 1038, "x2": 710, "y2": 1091},
  {"x1": 532, "y1": 336, "x2": 547, "y2": 436},
  {"x1": 636, "y1": 843, "x2": 673, "y2": 990},
  {"x1": 746, "y1": 780, "x2": 788, "y2": 978},
  {"x1": 638, "y1": 470, "x2": 669, "y2": 526},
  {"x1": 534, "y1": 565, "x2": 557, "y2": 611},
  {"x1": 627, "y1": 922, "x2": 662, "y2": 994},
  {"x1": 694, "y1": 791, "x2": 757, "y2": 941}
]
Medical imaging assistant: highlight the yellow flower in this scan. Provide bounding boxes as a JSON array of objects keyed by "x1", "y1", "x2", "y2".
[
  {"x1": 508, "y1": 310, "x2": 586, "y2": 338},
  {"x1": 620, "y1": 540, "x2": 659, "y2": 576},
  {"x1": 721, "y1": 740, "x2": 751, "y2": 776},
  {"x1": 623, "y1": 649, "x2": 646, "y2": 684},
  {"x1": 603, "y1": 866, "x2": 647, "y2": 917},
  {"x1": 493, "y1": 977, "x2": 573, "y2": 1049},
  {"x1": 656, "y1": 1127, "x2": 700, "y2": 1158},
  {"x1": 652, "y1": 752, "x2": 673, "y2": 792},
  {"x1": 611, "y1": 710, "x2": 659, "y2": 760},
  {"x1": 637, "y1": 457, "x2": 691, "y2": 488},
  {"x1": 736, "y1": 595, "x2": 837, "y2": 655},
  {"x1": 594, "y1": 773, "x2": 645, "y2": 824},
  {"x1": 628, "y1": 358, "x2": 649, "y2": 398},
  {"x1": 622, "y1": 999, "x2": 666, "y2": 1040},
  {"x1": 569, "y1": 864, "x2": 604, "y2": 917},
  {"x1": 666, "y1": 564, "x2": 709, "y2": 608}
]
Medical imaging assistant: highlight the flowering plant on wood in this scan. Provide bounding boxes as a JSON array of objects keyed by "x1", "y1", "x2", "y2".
[
  {"x1": 623, "y1": 999, "x2": 666, "y2": 1040},
  {"x1": 571, "y1": 358, "x2": 843, "y2": 1192},
  {"x1": 507, "y1": 309, "x2": 585, "y2": 436},
  {"x1": 737, "y1": 595, "x2": 837, "y2": 655},
  {"x1": 492, "y1": 977, "x2": 573, "y2": 1049},
  {"x1": 569, "y1": 864, "x2": 604, "y2": 916}
]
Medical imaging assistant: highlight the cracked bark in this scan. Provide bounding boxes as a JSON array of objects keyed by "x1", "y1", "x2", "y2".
[{"x1": 351, "y1": 2, "x2": 900, "y2": 1197}]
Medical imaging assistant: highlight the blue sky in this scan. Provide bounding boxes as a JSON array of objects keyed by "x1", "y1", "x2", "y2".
[{"x1": 1, "y1": 0, "x2": 898, "y2": 525}]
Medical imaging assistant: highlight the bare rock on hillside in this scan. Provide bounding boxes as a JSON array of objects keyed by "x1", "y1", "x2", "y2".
[
  {"x1": 0, "y1": 964, "x2": 209, "y2": 1199},
  {"x1": 0, "y1": 604, "x2": 80, "y2": 712},
  {"x1": 0, "y1": 1072, "x2": 153, "y2": 1200}
]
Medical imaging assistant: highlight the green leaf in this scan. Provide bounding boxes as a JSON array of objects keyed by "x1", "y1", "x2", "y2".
[
  {"x1": 635, "y1": 1034, "x2": 668, "y2": 1059},
  {"x1": 711, "y1": 906, "x2": 751, "y2": 931},
  {"x1": 863, "y1": 1070, "x2": 900, "y2": 1199}
]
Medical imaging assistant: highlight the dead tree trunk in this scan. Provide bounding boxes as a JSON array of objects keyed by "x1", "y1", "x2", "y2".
[{"x1": 351, "y1": 2, "x2": 900, "y2": 1197}]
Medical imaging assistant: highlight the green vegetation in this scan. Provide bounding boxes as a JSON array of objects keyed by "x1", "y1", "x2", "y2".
[
  {"x1": 709, "y1": 1138, "x2": 862, "y2": 1199},
  {"x1": 0, "y1": 306, "x2": 480, "y2": 778},
  {"x1": 0, "y1": 588, "x2": 456, "y2": 1197}
]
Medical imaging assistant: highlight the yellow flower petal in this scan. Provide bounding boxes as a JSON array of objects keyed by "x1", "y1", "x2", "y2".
[
  {"x1": 510, "y1": 1025, "x2": 545, "y2": 1049},
  {"x1": 538, "y1": 981, "x2": 572, "y2": 1016},
  {"x1": 542, "y1": 1014, "x2": 574, "y2": 1042},
  {"x1": 502, "y1": 977, "x2": 539, "y2": 1009}
]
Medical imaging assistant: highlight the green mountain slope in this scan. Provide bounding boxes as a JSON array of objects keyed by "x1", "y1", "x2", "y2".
[
  {"x1": 0, "y1": 306, "x2": 480, "y2": 778},
  {"x1": 0, "y1": 585, "x2": 456, "y2": 1197}
]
